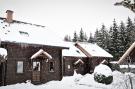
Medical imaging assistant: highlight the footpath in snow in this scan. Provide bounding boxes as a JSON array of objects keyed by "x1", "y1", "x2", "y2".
[{"x1": 0, "y1": 71, "x2": 135, "y2": 89}]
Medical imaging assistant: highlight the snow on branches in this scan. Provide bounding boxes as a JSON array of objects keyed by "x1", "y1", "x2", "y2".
[{"x1": 114, "y1": 0, "x2": 135, "y2": 13}]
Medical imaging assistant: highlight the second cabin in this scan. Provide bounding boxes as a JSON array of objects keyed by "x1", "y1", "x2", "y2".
[{"x1": 63, "y1": 42, "x2": 113, "y2": 76}]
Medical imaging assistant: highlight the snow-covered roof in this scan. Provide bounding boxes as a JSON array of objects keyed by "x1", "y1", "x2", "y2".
[
  {"x1": 31, "y1": 49, "x2": 52, "y2": 59},
  {"x1": 0, "y1": 48, "x2": 7, "y2": 59},
  {"x1": 76, "y1": 42, "x2": 113, "y2": 58},
  {"x1": 62, "y1": 42, "x2": 86, "y2": 57},
  {"x1": 0, "y1": 17, "x2": 68, "y2": 48}
]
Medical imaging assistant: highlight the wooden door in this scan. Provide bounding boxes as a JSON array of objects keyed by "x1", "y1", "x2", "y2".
[
  {"x1": 32, "y1": 71, "x2": 40, "y2": 82},
  {"x1": 32, "y1": 62, "x2": 41, "y2": 82}
]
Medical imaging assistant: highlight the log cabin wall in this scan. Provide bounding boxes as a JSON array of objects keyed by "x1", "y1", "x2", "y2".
[
  {"x1": 1, "y1": 42, "x2": 63, "y2": 85},
  {"x1": 63, "y1": 56, "x2": 89, "y2": 76}
]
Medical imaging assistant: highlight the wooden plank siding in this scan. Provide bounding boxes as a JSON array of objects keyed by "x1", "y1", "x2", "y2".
[{"x1": 0, "y1": 41, "x2": 64, "y2": 85}]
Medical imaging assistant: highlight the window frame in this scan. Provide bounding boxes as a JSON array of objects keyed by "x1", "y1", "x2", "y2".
[
  {"x1": 16, "y1": 61, "x2": 24, "y2": 74},
  {"x1": 49, "y1": 61, "x2": 55, "y2": 72}
]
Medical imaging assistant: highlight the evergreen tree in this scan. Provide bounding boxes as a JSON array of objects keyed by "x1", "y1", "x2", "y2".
[
  {"x1": 125, "y1": 17, "x2": 135, "y2": 49},
  {"x1": 84, "y1": 32, "x2": 88, "y2": 42},
  {"x1": 94, "y1": 28, "x2": 99, "y2": 42},
  {"x1": 118, "y1": 21, "x2": 127, "y2": 57},
  {"x1": 79, "y1": 28, "x2": 85, "y2": 42},
  {"x1": 94, "y1": 28, "x2": 102, "y2": 47},
  {"x1": 64, "y1": 35, "x2": 71, "y2": 42},
  {"x1": 109, "y1": 19, "x2": 120, "y2": 60},
  {"x1": 88, "y1": 32, "x2": 95, "y2": 43},
  {"x1": 72, "y1": 31, "x2": 78, "y2": 42},
  {"x1": 94, "y1": 24, "x2": 109, "y2": 51}
]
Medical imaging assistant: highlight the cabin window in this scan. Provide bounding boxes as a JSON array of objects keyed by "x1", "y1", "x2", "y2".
[
  {"x1": 49, "y1": 61, "x2": 54, "y2": 72},
  {"x1": 17, "y1": 61, "x2": 23, "y2": 73},
  {"x1": 33, "y1": 62, "x2": 40, "y2": 71},
  {"x1": 67, "y1": 65, "x2": 71, "y2": 69}
]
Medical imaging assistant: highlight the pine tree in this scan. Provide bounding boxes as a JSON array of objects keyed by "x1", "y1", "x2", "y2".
[
  {"x1": 79, "y1": 28, "x2": 85, "y2": 42},
  {"x1": 118, "y1": 21, "x2": 127, "y2": 57},
  {"x1": 94, "y1": 28, "x2": 99, "y2": 42},
  {"x1": 109, "y1": 19, "x2": 120, "y2": 60},
  {"x1": 72, "y1": 31, "x2": 78, "y2": 42},
  {"x1": 94, "y1": 24, "x2": 109, "y2": 51},
  {"x1": 64, "y1": 35, "x2": 71, "y2": 42},
  {"x1": 84, "y1": 32, "x2": 88, "y2": 42},
  {"x1": 94, "y1": 28, "x2": 102, "y2": 47},
  {"x1": 125, "y1": 17, "x2": 135, "y2": 49},
  {"x1": 88, "y1": 32, "x2": 95, "y2": 43}
]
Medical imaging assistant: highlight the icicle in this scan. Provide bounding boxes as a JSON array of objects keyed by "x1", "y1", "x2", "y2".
[{"x1": 20, "y1": 43, "x2": 29, "y2": 48}]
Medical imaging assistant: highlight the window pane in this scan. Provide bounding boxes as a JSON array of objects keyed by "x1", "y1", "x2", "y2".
[
  {"x1": 49, "y1": 62, "x2": 54, "y2": 72},
  {"x1": 67, "y1": 65, "x2": 70, "y2": 69},
  {"x1": 33, "y1": 62, "x2": 40, "y2": 71},
  {"x1": 17, "y1": 61, "x2": 23, "y2": 73}
]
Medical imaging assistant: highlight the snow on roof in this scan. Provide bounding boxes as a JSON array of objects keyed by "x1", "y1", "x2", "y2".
[
  {"x1": 62, "y1": 42, "x2": 86, "y2": 57},
  {"x1": 0, "y1": 18, "x2": 68, "y2": 48},
  {"x1": 0, "y1": 48, "x2": 7, "y2": 59},
  {"x1": 31, "y1": 49, "x2": 52, "y2": 59},
  {"x1": 77, "y1": 42, "x2": 113, "y2": 58}
]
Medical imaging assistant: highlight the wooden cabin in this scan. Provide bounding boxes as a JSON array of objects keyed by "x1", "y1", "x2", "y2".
[
  {"x1": 75, "y1": 42, "x2": 113, "y2": 72},
  {"x1": 62, "y1": 42, "x2": 89, "y2": 76},
  {"x1": 63, "y1": 42, "x2": 113, "y2": 76},
  {"x1": 0, "y1": 10, "x2": 68, "y2": 86}
]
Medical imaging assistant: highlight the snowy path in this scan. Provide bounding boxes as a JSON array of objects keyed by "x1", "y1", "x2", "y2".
[{"x1": 0, "y1": 71, "x2": 135, "y2": 89}]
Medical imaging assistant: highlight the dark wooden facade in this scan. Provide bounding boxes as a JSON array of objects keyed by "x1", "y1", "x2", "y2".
[
  {"x1": 0, "y1": 41, "x2": 66, "y2": 86},
  {"x1": 63, "y1": 56, "x2": 111, "y2": 76},
  {"x1": 63, "y1": 56, "x2": 90, "y2": 76}
]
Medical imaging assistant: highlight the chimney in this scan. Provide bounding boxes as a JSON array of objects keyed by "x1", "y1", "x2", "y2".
[{"x1": 6, "y1": 10, "x2": 14, "y2": 23}]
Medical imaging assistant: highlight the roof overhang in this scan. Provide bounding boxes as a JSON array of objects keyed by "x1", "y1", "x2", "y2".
[
  {"x1": 74, "y1": 59, "x2": 84, "y2": 65},
  {"x1": 31, "y1": 49, "x2": 52, "y2": 60}
]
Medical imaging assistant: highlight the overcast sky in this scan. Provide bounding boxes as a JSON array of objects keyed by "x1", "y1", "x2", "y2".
[{"x1": 0, "y1": 0, "x2": 135, "y2": 39}]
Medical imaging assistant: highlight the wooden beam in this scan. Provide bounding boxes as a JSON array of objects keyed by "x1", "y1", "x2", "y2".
[
  {"x1": 118, "y1": 42, "x2": 135, "y2": 64},
  {"x1": 74, "y1": 43, "x2": 92, "y2": 57}
]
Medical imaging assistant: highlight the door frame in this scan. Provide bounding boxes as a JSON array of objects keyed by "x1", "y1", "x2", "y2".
[{"x1": 32, "y1": 60, "x2": 41, "y2": 83}]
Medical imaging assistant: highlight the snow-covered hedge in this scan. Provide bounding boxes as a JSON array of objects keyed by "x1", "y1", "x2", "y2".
[{"x1": 94, "y1": 64, "x2": 113, "y2": 84}]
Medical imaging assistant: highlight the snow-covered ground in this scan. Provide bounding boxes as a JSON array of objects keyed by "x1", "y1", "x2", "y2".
[{"x1": 0, "y1": 71, "x2": 135, "y2": 89}]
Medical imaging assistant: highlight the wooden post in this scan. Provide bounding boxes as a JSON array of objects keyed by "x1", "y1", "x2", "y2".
[{"x1": 127, "y1": 57, "x2": 133, "y2": 89}]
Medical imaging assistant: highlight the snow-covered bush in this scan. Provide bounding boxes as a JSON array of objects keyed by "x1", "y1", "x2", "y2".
[{"x1": 94, "y1": 64, "x2": 113, "y2": 84}]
